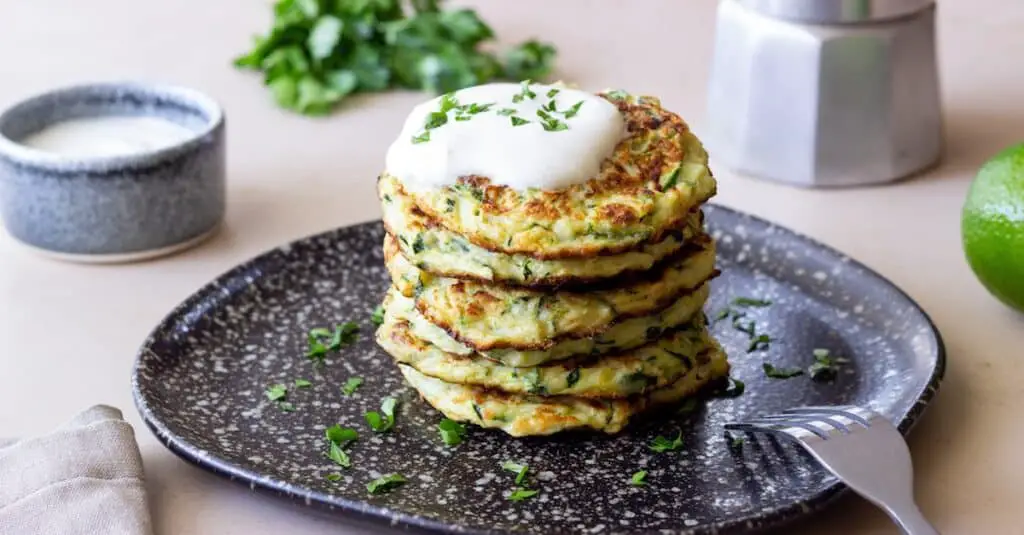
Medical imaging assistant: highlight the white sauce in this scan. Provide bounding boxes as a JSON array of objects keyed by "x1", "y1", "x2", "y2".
[
  {"x1": 19, "y1": 115, "x2": 194, "y2": 157},
  {"x1": 385, "y1": 83, "x2": 626, "y2": 191}
]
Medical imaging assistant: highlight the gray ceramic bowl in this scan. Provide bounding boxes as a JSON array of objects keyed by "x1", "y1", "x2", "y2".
[{"x1": 0, "y1": 82, "x2": 225, "y2": 262}]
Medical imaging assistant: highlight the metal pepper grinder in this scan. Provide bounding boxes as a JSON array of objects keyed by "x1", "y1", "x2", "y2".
[{"x1": 706, "y1": 0, "x2": 942, "y2": 187}]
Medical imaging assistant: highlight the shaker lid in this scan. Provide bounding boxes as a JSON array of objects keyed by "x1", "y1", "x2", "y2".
[{"x1": 734, "y1": 0, "x2": 934, "y2": 23}]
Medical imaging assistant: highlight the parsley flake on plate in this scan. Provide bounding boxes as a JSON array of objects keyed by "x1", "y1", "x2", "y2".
[
  {"x1": 370, "y1": 305, "x2": 386, "y2": 326},
  {"x1": 324, "y1": 424, "x2": 359, "y2": 468},
  {"x1": 341, "y1": 377, "x2": 363, "y2": 396},
  {"x1": 507, "y1": 488, "x2": 539, "y2": 502},
  {"x1": 808, "y1": 348, "x2": 849, "y2": 381},
  {"x1": 630, "y1": 470, "x2": 648, "y2": 486},
  {"x1": 294, "y1": 378, "x2": 312, "y2": 388},
  {"x1": 501, "y1": 460, "x2": 529, "y2": 485},
  {"x1": 762, "y1": 363, "x2": 804, "y2": 379},
  {"x1": 265, "y1": 384, "x2": 288, "y2": 402},
  {"x1": 365, "y1": 397, "x2": 398, "y2": 432},
  {"x1": 367, "y1": 474, "x2": 406, "y2": 495},
  {"x1": 649, "y1": 431, "x2": 683, "y2": 453},
  {"x1": 747, "y1": 333, "x2": 771, "y2": 353},
  {"x1": 438, "y1": 418, "x2": 467, "y2": 446}
]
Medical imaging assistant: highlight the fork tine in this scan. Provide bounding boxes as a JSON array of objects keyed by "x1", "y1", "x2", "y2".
[
  {"x1": 732, "y1": 417, "x2": 833, "y2": 440},
  {"x1": 750, "y1": 414, "x2": 853, "y2": 434},
  {"x1": 723, "y1": 422, "x2": 795, "y2": 441},
  {"x1": 782, "y1": 406, "x2": 872, "y2": 427}
]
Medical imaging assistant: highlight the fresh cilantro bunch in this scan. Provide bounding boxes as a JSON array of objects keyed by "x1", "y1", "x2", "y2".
[{"x1": 234, "y1": 0, "x2": 557, "y2": 115}]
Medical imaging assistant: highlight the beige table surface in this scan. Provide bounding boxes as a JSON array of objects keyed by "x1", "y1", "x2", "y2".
[{"x1": 1, "y1": 1, "x2": 1022, "y2": 534}]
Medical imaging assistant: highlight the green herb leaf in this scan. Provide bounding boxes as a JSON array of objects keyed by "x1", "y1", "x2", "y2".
[
  {"x1": 438, "y1": 418, "x2": 467, "y2": 445},
  {"x1": 747, "y1": 334, "x2": 771, "y2": 353},
  {"x1": 649, "y1": 431, "x2": 684, "y2": 453},
  {"x1": 412, "y1": 131, "x2": 430, "y2": 144},
  {"x1": 327, "y1": 322, "x2": 360, "y2": 350},
  {"x1": 510, "y1": 116, "x2": 530, "y2": 126},
  {"x1": 501, "y1": 460, "x2": 529, "y2": 485},
  {"x1": 370, "y1": 305, "x2": 386, "y2": 326},
  {"x1": 307, "y1": 15, "x2": 344, "y2": 60},
  {"x1": 341, "y1": 377, "x2": 363, "y2": 396},
  {"x1": 763, "y1": 363, "x2": 804, "y2": 379},
  {"x1": 546, "y1": 88, "x2": 560, "y2": 98},
  {"x1": 497, "y1": 107, "x2": 516, "y2": 116},
  {"x1": 733, "y1": 297, "x2": 772, "y2": 307},
  {"x1": 630, "y1": 470, "x2": 648, "y2": 486},
  {"x1": 266, "y1": 384, "x2": 288, "y2": 402},
  {"x1": 365, "y1": 397, "x2": 398, "y2": 432},
  {"x1": 328, "y1": 442, "x2": 351, "y2": 467},
  {"x1": 716, "y1": 377, "x2": 746, "y2": 398},
  {"x1": 325, "y1": 424, "x2": 359, "y2": 445},
  {"x1": 279, "y1": 402, "x2": 296, "y2": 412},
  {"x1": 562, "y1": 100, "x2": 584, "y2": 119},
  {"x1": 294, "y1": 378, "x2": 312, "y2": 388},
  {"x1": 504, "y1": 40, "x2": 556, "y2": 80},
  {"x1": 326, "y1": 472, "x2": 343, "y2": 482},
  {"x1": 507, "y1": 488, "x2": 539, "y2": 502},
  {"x1": 367, "y1": 474, "x2": 406, "y2": 495},
  {"x1": 808, "y1": 348, "x2": 846, "y2": 381}
]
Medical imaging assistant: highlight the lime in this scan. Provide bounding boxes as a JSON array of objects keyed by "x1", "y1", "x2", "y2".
[{"x1": 962, "y1": 143, "x2": 1024, "y2": 313}]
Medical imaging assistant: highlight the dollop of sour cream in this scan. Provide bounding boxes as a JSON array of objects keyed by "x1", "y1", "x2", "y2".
[
  {"x1": 385, "y1": 82, "x2": 626, "y2": 191},
  {"x1": 19, "y1": 115, "x2": 194, "y2": 158}
]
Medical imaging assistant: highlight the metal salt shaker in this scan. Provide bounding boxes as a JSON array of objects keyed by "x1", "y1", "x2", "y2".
[{"x1": 706, "y1": 0, "x2": 942, "y2": 187}]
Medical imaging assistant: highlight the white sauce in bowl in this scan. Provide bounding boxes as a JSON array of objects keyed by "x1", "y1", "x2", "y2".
[
  {"x1": 19, "y1": 115, "x2": 194, "y2": 157},
  {"x1": 385, "y1": 82, "x2": 626, "y2": 192}
]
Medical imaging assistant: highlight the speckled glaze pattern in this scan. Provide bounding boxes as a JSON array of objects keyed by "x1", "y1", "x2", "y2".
[
  {"x1": 133, "y1": 204, "x2": 945, "y2": 535},
  {"x1": 0, "y1": 83, "x2": 225, "y2": 256}
]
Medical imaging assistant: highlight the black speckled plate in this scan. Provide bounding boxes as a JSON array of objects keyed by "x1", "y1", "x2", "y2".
[{"x1": 133, "y1": 204, "x2": 944, "y2": 534}]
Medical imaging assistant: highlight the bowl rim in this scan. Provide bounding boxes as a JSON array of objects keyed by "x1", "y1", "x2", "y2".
[{"x1": 0, "y1": 81, "x2": 224, "y2": 172}]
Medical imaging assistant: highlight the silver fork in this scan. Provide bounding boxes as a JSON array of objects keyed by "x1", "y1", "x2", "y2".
[{"x1": 725, "y1": 405, "x2": 939, "y2": 535}]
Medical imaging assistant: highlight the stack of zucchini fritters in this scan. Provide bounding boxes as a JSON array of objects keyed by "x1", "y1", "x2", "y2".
[{"x1": 376, "y1": 90, "x2": 727, "y2": 437}]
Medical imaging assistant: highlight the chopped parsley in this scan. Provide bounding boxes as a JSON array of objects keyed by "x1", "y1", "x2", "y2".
[
  {"x1": 324, "y1": 424, "x2": 358, "y2": 468},
  {"x1": 341, "y1": 377, "x2": 363, "y2": 396},
  {"x1": 630, "y1": 470, "x2": 648, "y2": 486},
  {"x1": 411, "y1": 131, "x2": 430, "y2": 144},
  {"x1": 732, "y1": 297, "x2": 772, "y2": 307},
  {"x1": 546, "y1": 88, "x2": 560, "y2": 98},
  {"x1": 278, "y1": 402, "x2": 296, "y2": 412},
  {"x1": 294, "y1": 378, "x2": 312, "y2": 388},
  {"x1": 747, "y1": 333, "x2": 771, "y2": 353},
  {"x1": 306, "y1": 322, "x2": 359, "y2": 364},
  {"x1": 715, "y1": 377, "x2": 746, "y2": 398},
  {"x1": 365, "y1": 397, "x2": 398, "y2": 432},
  {"x1": 762, "y1": 363, "x2": 804, "y2": 379},
  {"x1": 507, "y1": 488, "x2": 539, "y2": 502},
  {"x1": 808, "y1": 348, "x2": 848, "y2": 381},
  {"x1": 325, "y1": 472, "x2": 343, "y2": 482},
  {"x1": 510, "y1": 116, "x2": 530, "y2": 126},
  {"x1": 265, "y1": 384, "x2": 288, "y2": 402},
  {"x1": 370, "y1": 305, "x2": 386, "y2": 326},
  {"x1": 562, "y1": 100, "x2": 584, "y2": 119},
  {"x1": 501, "y1": 461, "x2": 529, "y2": 485},
  {"x1": 649, "y1": 431, "x2": 684, "y2": 453},
  {"x1": 366, "y1": 474, "x2": 406, "y2": 495},
  {"x1": 497, "y1": 107, "x2": 517, "y2": 116},
  {"x1": 438, "y1": 418, "x2": 467, "y2": 446}
]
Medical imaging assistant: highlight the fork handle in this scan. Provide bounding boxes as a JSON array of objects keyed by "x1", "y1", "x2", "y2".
[{"x1": 883, "y1": 503, "x2": 940, "y2": 535}]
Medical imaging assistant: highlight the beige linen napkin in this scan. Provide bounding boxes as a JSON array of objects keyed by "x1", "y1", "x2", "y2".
[{"x1": 0, "y1": 405, "x2": 152, "y2": 535}]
